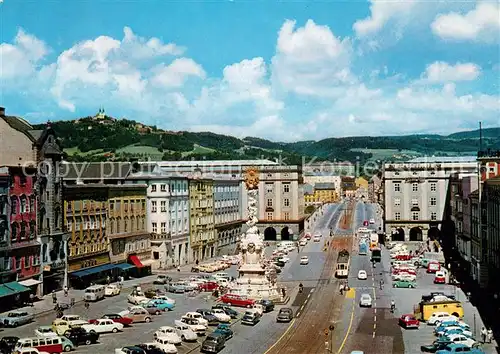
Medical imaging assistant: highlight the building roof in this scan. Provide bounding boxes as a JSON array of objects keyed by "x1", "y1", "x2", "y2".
[
  {"x1": 145, "y1": 159, "x2": 278, "y2": 167},
  {"x1": 408, "y1": 156, "x2": 478, "y2": 163},
  {"x1": 61, "y1": 162, "x2": 133, "y2": 180},
  {"x1": 315, "y1": 183, "x2": 336, "y2": 190},
  {"x1": 1, "y1": 115, "x2": 42, "y2": 142}
]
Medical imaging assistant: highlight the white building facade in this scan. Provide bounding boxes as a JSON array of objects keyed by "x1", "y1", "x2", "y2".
[
  {"x1": 127, "y1": 174, "x2": 190, "y2": 269},
  {"x1": 383, "y1": 157, "x2": 478, "y2": 242}
]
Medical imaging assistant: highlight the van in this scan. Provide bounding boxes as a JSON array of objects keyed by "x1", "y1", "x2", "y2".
[
  {"x1": 83, "y1": 285, "x2": 105, "y2": 302},
  {"x1": 427, "y1": 262, "x2": 441, "y2": 274},
  {"x1": 16, "y1": 336, "x2": 70, "y2": 353},
  {"x1": 414, "y1": 300, "x2": 464, "y2": 321}
]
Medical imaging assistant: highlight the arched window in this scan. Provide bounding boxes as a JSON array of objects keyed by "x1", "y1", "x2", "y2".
[{"x1": 124, "y1": 217, "x2": 129, "y2": 232}]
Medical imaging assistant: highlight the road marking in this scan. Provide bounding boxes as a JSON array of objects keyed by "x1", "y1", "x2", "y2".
[
  {"x1": 264, "y1": 318, "x2": 296, "y2": 354},
  {"x1": 372, "y1": 331, "x2": 376, "y2": 338},
  {"x1": 373, "y1": 323, "x2": 376, "y2": 329},
  {"x1": 297, "y1": 311, "x2": 301, "y2": 317},
  {"x1": 374, "y1": 308, "x2": 377, "y2": 314},
  {"x1": 336, "y1": 295, "x2": 355, "y2": 354},
  {"x1": 374, "y1": 315, "x2": 376, "y2": 322}
]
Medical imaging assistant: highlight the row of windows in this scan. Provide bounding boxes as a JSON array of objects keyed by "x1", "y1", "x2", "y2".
[
  {"x1": 267, "y1": 198, "x2": 291, "y2": 207},
  {"x1": 0, "y1": 255, "x2": 40, "y2": 272},
  {"x1": 393, "y1": 197, "x2": 438, "y2": 206},
  {"x1": 265, "y1": 183, "x2": 291, "y2": 194},
  {"x1": 215, "y1": 200, "x2": 238, "y2": 208},
  {"x1": 150, "y1": 182, "x2": 188, "y2": 193},
  {"x1": 109, "y1": 199, "x2": 146, "y2": 212},
  {"x1": 393, "y1": 182, "x2": 437, "y2": 192},
  {"x1": 151, "y1": 200, "x2": 189, "y2": 213},
  {"x1": 266, "y1": 212, "x2": 291, "y2": 221},
  {"x1": 69, "y1": 240, "x2": 107, "y2": 257},
  {"x1": 151, "y1": 219, "x2": 189, "y2": 234},
  {"x1": 9, "y1": 195, "x2": 36, "y2": 215},
  {"x1": 393, "y1": 212, "x2": 437, "y2": 221},
  {"x1": 9, "y1": 221, "x2": 36, "y2": 242},
  {"x1": 109, "y1": 216, "x2": 146, "y2": 234},
  {"x1": 215, "y1": 186, "x2": 239, "y2": 193}
]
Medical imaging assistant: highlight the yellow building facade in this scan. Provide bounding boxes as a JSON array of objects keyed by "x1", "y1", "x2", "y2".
[
  {"x1": 355, "y1": 177, "x2": 369, "y2": 190},
  {"x1": 305, "y1": 183, "x2": 338, "y2": 204},
  {"x1": 189, "y1": 178, "x2": 215, "y2": 262},
  {"x1": 64, "y1": 185, "x2": 110, "y2": 273},
  {"x1": 107, "y1": 185, "x2": 150, "y2": 265}
]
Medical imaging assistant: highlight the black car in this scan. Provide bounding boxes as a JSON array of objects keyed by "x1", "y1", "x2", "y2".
[
  {"x1": 0, "y1": 336, "x2": 19, "y2": 354},
  {"x1": 136, "y1": 343, "x2": 164, "y2": 354},
  {"x1": 274, "y1": 260, "x2": 286, "y2": 267},
  {"x1": 420, "y1": 341, "x2": 449, "y2": 353},
  {"x1": 117, "y1": 347, "x2": 146, "y2": 354},
  {"x1": 196, "y1": 309, "x2": 219, "y2": 325},
  {"x1": 64, "y1": 327, "x2": 99, "y2": 345},
  {"x1": 258, "y1": 299, "x2": 275, "y2": 312},
  {"x1": 201, "y1": 332, "x2": 226, "y2": 353},
  {"x1": 212, "y1": 304, "x2": 239, "y2": 319}
]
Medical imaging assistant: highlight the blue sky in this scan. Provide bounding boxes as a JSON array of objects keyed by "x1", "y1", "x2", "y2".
[{"x1": 1, "y1": 0, "x2": 499, "y2": 141}]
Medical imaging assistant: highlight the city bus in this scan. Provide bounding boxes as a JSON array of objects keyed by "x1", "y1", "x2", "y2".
[{"x1": 369, "y1": 233, "x2": 378, "y2": 250}]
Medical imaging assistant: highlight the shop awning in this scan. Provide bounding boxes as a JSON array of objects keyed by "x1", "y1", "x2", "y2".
[
  {"x1": 70, "y1": 263, "x2": 117, "y2": 278},
  {"x1": 115, "y1": 263, "x2": 135, "y2": 271},
  {"x1": 129, "y1": 255, "x2": 144, "y2": 268},
  {"x1": 141, "y1": 259, "x2": 155, "y2": 267},
  {"x1": 0, "y1": 282, "x2": 31, "y2": 298},
  {"x1": 18, "y1": 279, "x2": 42, "y2": 287}
]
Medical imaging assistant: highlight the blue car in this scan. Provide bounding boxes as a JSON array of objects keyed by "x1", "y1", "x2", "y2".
[
  {"x1": 213, "y1": 323, "x2": 233, "y2": 340},
  {"x1": 435, "y1": 323, "x2": 470, "y2": 335},
  {"x1": 148, "y1": 299, "x2": 175, "y2": 311},
  {"x1": 436, "y1": 343, "x2": 484, "y2": 353}
]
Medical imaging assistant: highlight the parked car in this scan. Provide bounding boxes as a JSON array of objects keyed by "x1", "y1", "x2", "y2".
[
  {"x1": 398, "y1": 314, "x2": 420, "y2": 329},
  {"x1": 300, "y1": 256, "x2": 309, "y2": 265},
  {"x1": 213, "y1": 324, "x2": 233, "y2": 340},
  {"x1": 435, "y1": 323, "x2": 470, "y2": 335},
  {"x1": 211, "y1": 304, "x2": 239, "y2": 319},
  {"x1": 151, "y1": 337, "x2": 178, "y2": 354},
  {"x1": 152, "y1": 295, "x2": 176, "y2": 305},
  {"x1": 276, "y1": 308, "x2": 294, "y2": 322},
  {"x1": 184, "y1": 312, "x2": 209, "y2": 326},
  {"x1": 436, "y1": 343, "x2": 485, "y2": 353},
  {"x1": 147, "y1": 299, "x2": 175, "y2": 311},
  {"x1": 258, "y1": 299, "x2": 275, "y2": 312},
  {"x1": 64, "y1": 327, "x2": 100, "y2": 346},
  {"x1": 0, "y1": 311, "x2": 34, "y2": 327},
  {"x1": 201, "y1": 333, "x2": 226, "y2": 353},
  {"x1": 178, "y1": 317, "x2": 207, "y2": 336},
  {"x1": 241, "y1": 310, "x2": 261, "y2": 325},
  {"x1": 135, "y1": 343, "x2": 165, "y2": 354},
  {"x1": 441, "y1": 328, "x2": 473, "y2": 338},
  {"x1": 128, "y1": 292, "x2": 148, "y2": 305},
  {"x1": 210, "y1": 309, "x2": 231, "y2": 323},
  {"x1": 198, "y1": 282, "x2": 219, "y2": 292},
  {"x1": 166, "y1": 283, "x2": 186, "y2": 294},
  {"x1": 82, "y1": 318, "x2": 124, "y2": 334},
  {"x1": 196, "y1": 309, "x2": 219, "y2": 326},
  {"x1": 34, "y1": 326, "x2": 58, "y2": 337},
  {"x1": 121, "y1": 308, "x2": 152, "y2": 323},
  {"x1": 154, "y1": 275, "x2": 172, "y2": 285},
  {"x1": 153, "y1": 326, "x2": 182, "y2": 345},
  {"x1": 0, "y1": 336, "x2": 19, "y2": 354},
  {"x1": 219, "y1": 294, "x2": 255, "y2": 308},
  {"x1": 105, "y1": 284, "x2": 121, "y2": 296},
  {"x1": 427, "y1": 313, "x2": 458, "y2": 326},
  {"x1": 173, "y1": 321, "x2": 198, "y2": 342},
  {"x1": 393, "y1": 279, "x2": 417, "y2": 288},
  {"x1": 436, "y1": 334, "x2": 476, "y2": 347},
  {"x1": 142, "y1": 303, "x2": 164, "y2": 316},
  {"x1": 421, "y1": 341, "x2": 452, "y2": 353},
  {"x1": 359, "y1": 294, "x2": 372, "y2": 307},
  {"x1": 115, "y1": 346, "x2": 147, "y2": 354},
  {"x1": 436, "y1": 326, "x2": 472, "y2": 337},
  {"x1": 90, "y1": 314, "x2": 133, "y2": 326}
]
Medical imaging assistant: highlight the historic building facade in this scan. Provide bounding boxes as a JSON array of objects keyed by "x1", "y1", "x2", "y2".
[
  {"x1": 302, "y1": 173, "x2": 342, "y2": 197},
  {"x1": 0, "y1": 171, "x2": 9, "y2": 283},
  {"x1": 213, "y1": 177, "x2": 243, "y2": 255},
  {"x1": 303, "y1": 183, "x2": 337, "y2": 205},
  {"x1": 189, "y1": 178, "x2": 215, "y2": 261},
  {"x1": 127, "y1": 173, "x2": 190, "y2": 269},
  {"x1": 484, "y1": 177, "x2": 500, "y2": 296},
  {"x1": 383, "y1": 157, "x2": 478, "y2": 242}
]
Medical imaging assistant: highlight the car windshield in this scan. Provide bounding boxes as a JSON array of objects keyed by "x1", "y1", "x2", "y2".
[{"x1": 361, "y1": 295, "x2": 371, "y2": 300}]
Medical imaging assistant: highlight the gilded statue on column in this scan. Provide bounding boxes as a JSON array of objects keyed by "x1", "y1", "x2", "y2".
[{"x1": 244, "y1": 167, "x2": 259, "y2": 190}]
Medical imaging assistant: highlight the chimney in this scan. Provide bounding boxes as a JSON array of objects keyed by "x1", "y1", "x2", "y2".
[{"x1": 0, "y1": 107, "x2": 5, "y2": 117}]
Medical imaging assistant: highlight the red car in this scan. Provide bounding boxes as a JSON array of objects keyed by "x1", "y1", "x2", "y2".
[
  {"x1": 220, "y1": 294, "x2": 255, "y2": 308},
  {"x1": 198, "y1": 281, "x2": 219, "y2": 292},
  {"x1": 427, "y1": 261, "x2": 441, "y2": 274},
  {"x1": 395, "y1": 254, "x2": 412, "y2": 261},
  {"x1": 89, "y1": 313, "x2": 134, "y2": 326},
  {"x1": 398, "y1": 314, "x2": 419, "y2": 329},
  {"x1": 305, "y1": 234, "x2": 311, "y2": 240},
  {"x1": 393, "y1": 268, "x2": 416, "y2": 276}
]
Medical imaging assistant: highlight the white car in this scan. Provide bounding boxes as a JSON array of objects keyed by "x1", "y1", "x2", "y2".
[
  {"x1": 174, "y1": 321, "x2": 198, "y2": 342},
  {"x1": 105, "y1": 284, "x2": 121, "y2": 296},
  {"x1": 299, "y1": 240, "x2": 307, "y2": 246},
  {"x1": 357, "y1": 270, "x2": 368, "y2": 280},
  {"x1": 427, "y1": 312, "x2": 458, "y2": 326},
  {"x1": 211, "y1": 308, "x2": 231, "y2": 323},
  {"x1": 314, "y1": 233, "x2": 322, "y2": 238},
  {"x1": 313, "y1": 236, "x2": 321, "y2": 242},
  {"x1": 153, "y1": 326, "x2": 182, "y2": 345},
  {"x1": 441, "y1": 334, "x2": 476, "y2": 347},
  {"x1": 369, "y1": 218, "x2": 375, "y2": 224},
  {"x1": 300, "y1": 256, "x2": 309, "y2": 265},
  {"x1": 278, "y1": 256, "x2": 290, "y2": 263},
  {"x1": 179, "y1": 317, "x2": 207, "y2": 336},
  {"x1": 252, "y1": 304, "x2": 264, "y2": 316},
  {"x1": 183, "y1": 312, "x2": 208, "y2": 326},
  {"x1": 128, "y1": 293, "x2": 148, "y2": 305},
  {"x1": 34, "y1": 326, "x2": 58, "y2": 337},
  {"x1": 359, "y1": 293, "x2": 372, "y2": 307},
  {"x1": 82, "y1": 318, "x2": 124, "y2": 334},
  {"x1": 440, "y1": 327, "x2": 473, "y2": 338},
  {"x1": 152, "y1": 337, "x2": 178, "y2": 354},
  {"x1": 60, "y1": 314, "x2": 84, "y2": 322}
]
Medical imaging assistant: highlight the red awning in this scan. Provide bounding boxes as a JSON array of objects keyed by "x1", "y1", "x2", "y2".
[{"x1": 129, "y1": 255, "x2": 144, "y2": 268}]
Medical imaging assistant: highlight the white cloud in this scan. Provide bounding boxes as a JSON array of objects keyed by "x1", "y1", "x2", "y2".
[
  {"x1": 431, "y1": 2, "x2": 500, "y2": 42},
  {"x1": 271, "y1": 19, "x2": 354, "y2": 97},
  {"x1": 151, "y1": 58, "x2": 205, "y2": 88},
  {"x1": 422, "y1": 61, "x2": 482, "y2": 83},
  {"x1": 0, "y1": 29, "x2": 49, "y2": 79}
]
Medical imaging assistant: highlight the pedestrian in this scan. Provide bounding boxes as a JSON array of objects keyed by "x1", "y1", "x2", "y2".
[
  {"x1": 488, "y1": 328, "x2": 493, "y2": 343},
  {"x1": 196, "y1": 259, "x2": 199, "y2": 266},
  {"x1": 281, "y1": 287, "x2": 286, "y2": 298},
  {"x1": 481, "y1": 327, "x2": 487, "y2": 343},
  {"x1": 51, "y1": 290, "x2": 57, "y2": 304},
  {"x1": 63, "y1": 285, "x2": 68, "y2": 297},
  {"x1": 84, "y1": 301, "x2": 90, "y2": 311},
  {"x1": 340, "y1": 284, "x2": 344, "y2": 295},
  {"x1": 106, "y1": 275, "x2": 111, "y2": 285},
  {"x1": 29, "y1": 293, "x2": 35, "y2": 307},
  {"x1": 177, "y1": 265, "x2": 181, "y2": 272}
]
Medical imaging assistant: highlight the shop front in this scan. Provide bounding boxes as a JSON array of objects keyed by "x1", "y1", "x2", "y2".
[
  {"x1": 0, "y1": 281, "x2": 31, "y2": 312},
  {"x1": 128, "y1": 252, "x2": 153, "y2": 278},
  {"x1": 41, "y1": 260, "x2": 66, "y2": 295},
  {"x1": 68, "y1": 253, "x2": 115, "y2": 289}
]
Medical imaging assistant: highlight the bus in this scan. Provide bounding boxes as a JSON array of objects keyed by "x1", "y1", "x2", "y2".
[
  {"x1": 371, "y1": 247, "x2": 381, "y2": 262},
  {"x1": 369, "y1": 233, "x2": 378, "y2": 250},
  {"x1": 359, "y1": 241, "x2": 368, "y2": 255}
]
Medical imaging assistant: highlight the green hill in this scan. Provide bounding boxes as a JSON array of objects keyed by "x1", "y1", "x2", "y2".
[{"x1": 33, "y1": 115, "x2": 500, "y2": 164}]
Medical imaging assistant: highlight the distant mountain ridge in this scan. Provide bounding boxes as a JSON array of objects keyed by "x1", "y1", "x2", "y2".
[{"x1": 32, "y1": 115, "x2": 499, "y2": 164}]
